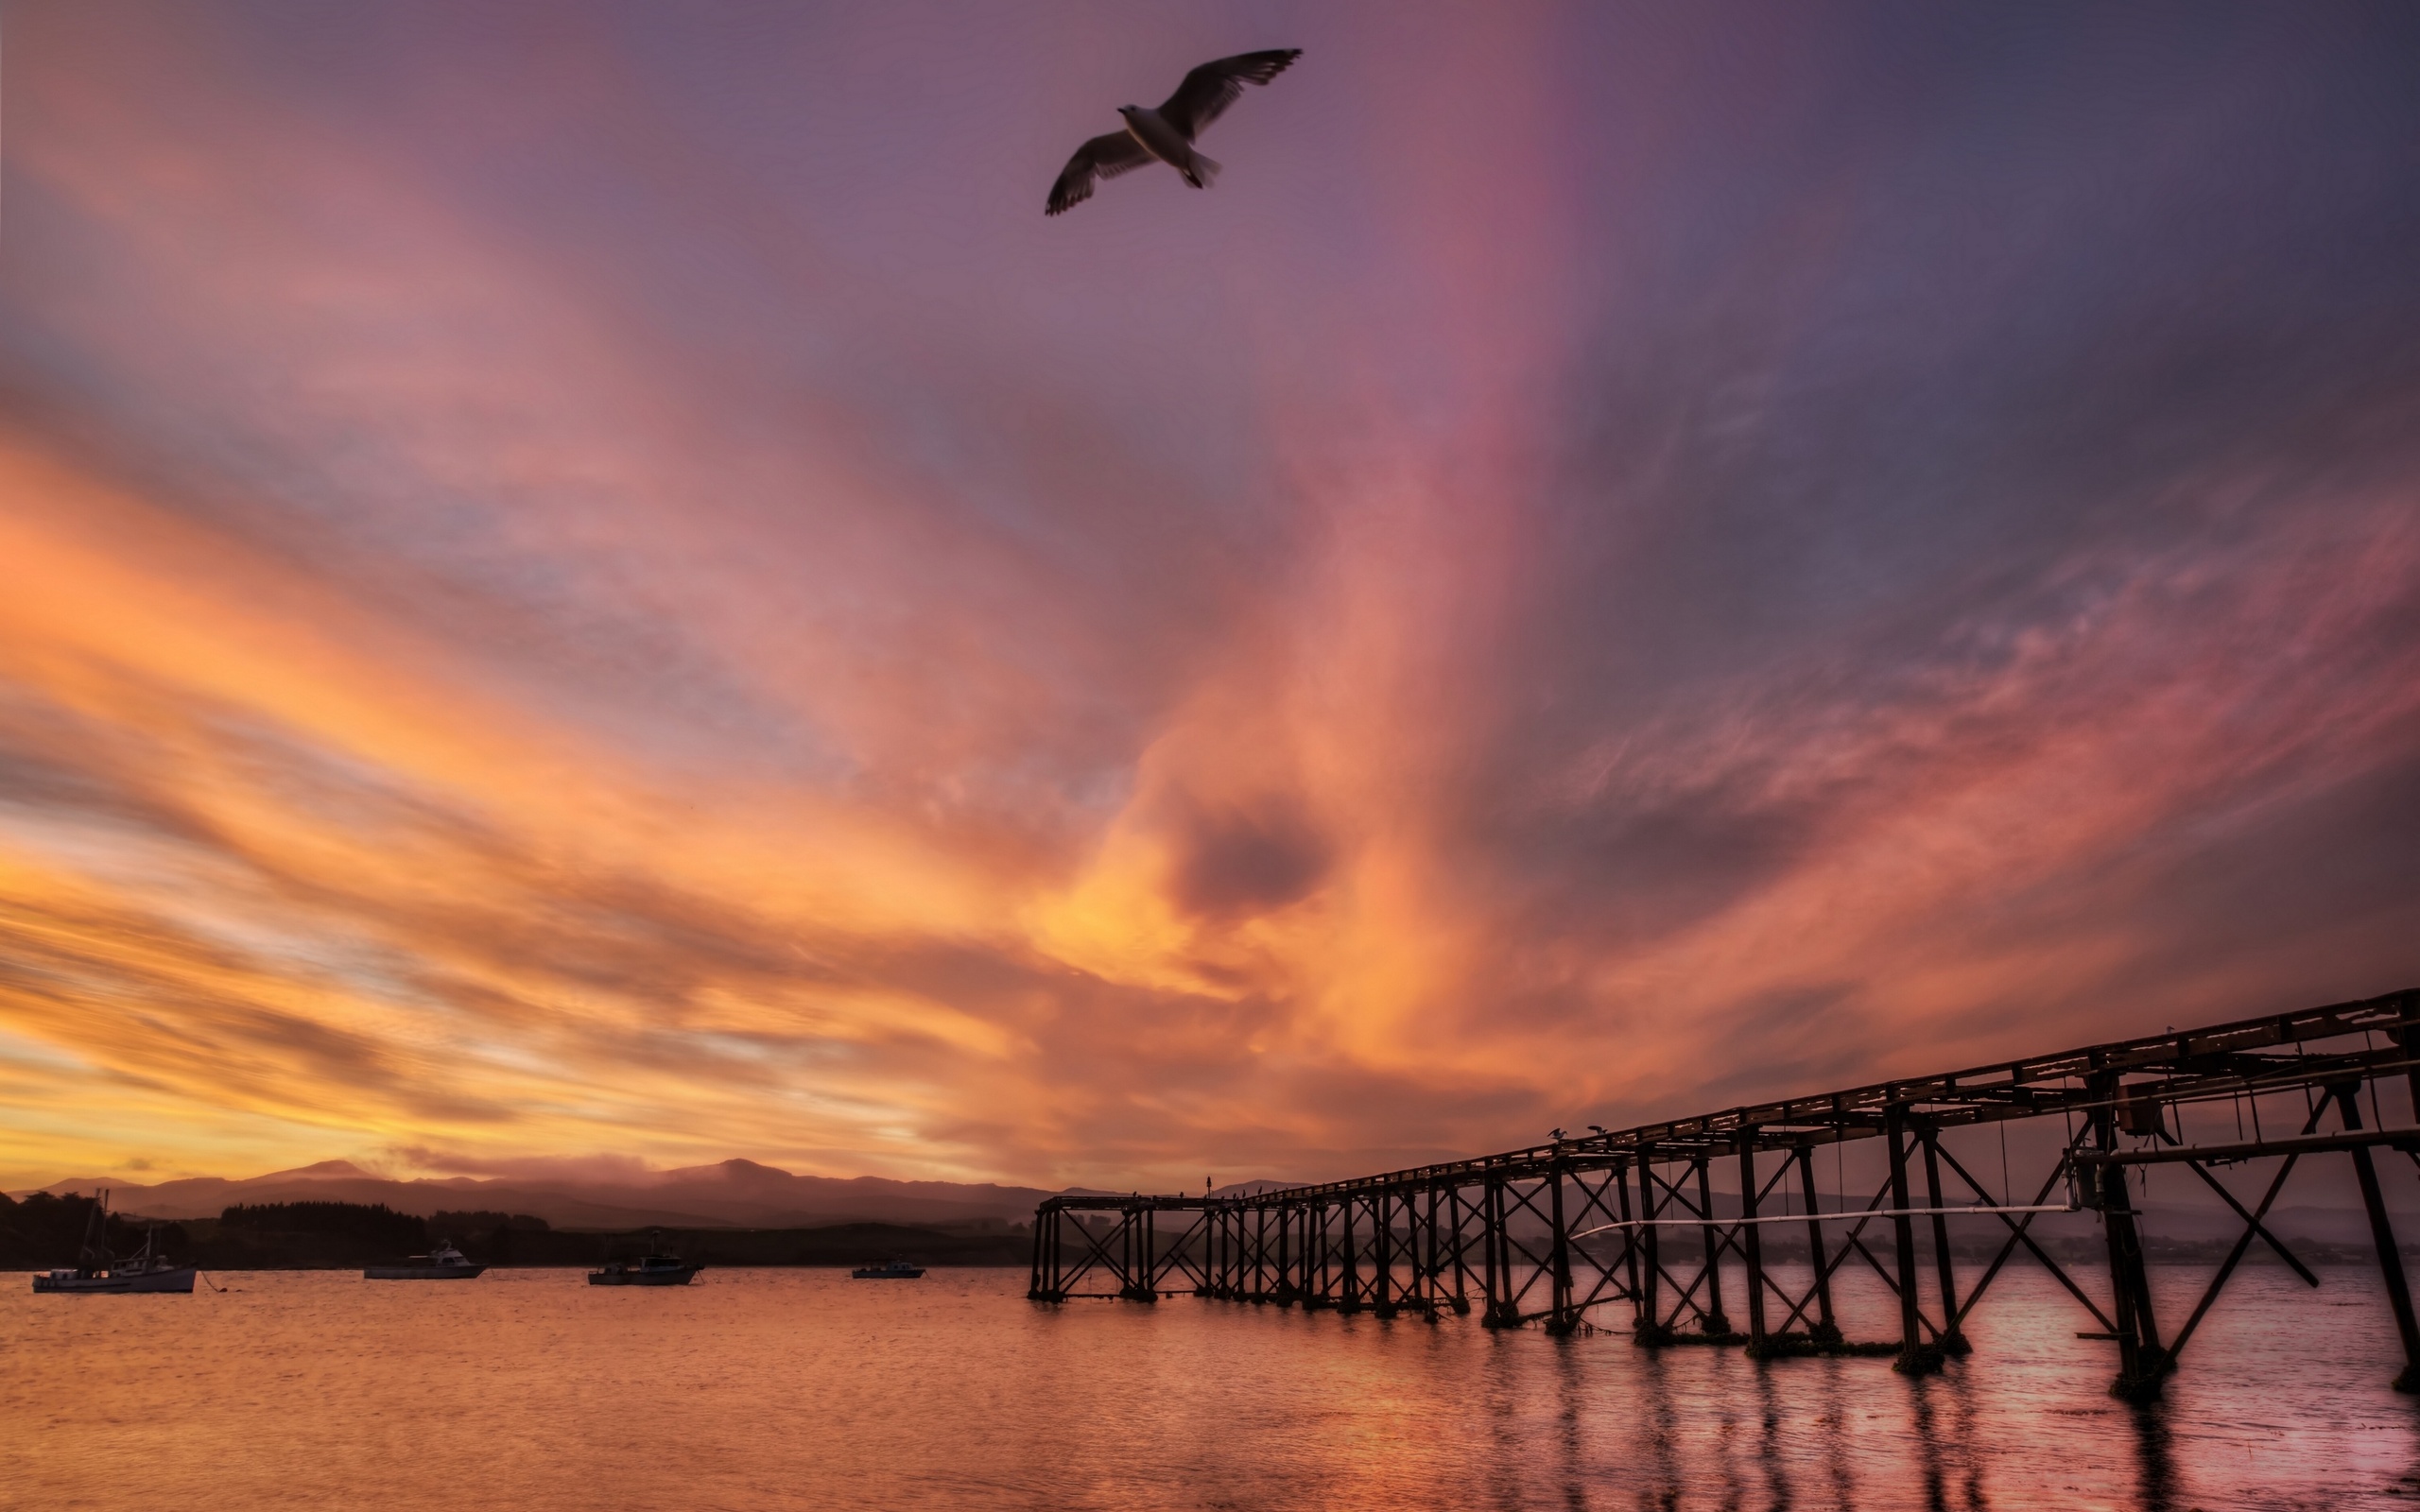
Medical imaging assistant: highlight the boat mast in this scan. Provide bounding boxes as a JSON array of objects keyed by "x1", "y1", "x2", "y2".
[{"x1": 78, "y1": 1189, "x2": 112, "y2": 1275}]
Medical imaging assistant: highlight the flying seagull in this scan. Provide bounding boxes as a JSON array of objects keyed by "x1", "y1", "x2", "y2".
[{"x1": 1046, "y1": 49, "x2": 1302, "y2": 216}]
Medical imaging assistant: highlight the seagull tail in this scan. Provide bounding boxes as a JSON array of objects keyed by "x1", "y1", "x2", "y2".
[{"x1": 1183, "y1": 152, "x2": 1221, "y2": 190}]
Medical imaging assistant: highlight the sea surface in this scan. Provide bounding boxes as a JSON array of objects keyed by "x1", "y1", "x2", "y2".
[{"x1": 9, "y1": 1261, "x2": 2419, "y2": 1510}]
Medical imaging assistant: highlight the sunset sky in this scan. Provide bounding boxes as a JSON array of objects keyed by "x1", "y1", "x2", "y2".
[{"x1": 3, "y1": 2, "x2": 2417, "y2": 1191}]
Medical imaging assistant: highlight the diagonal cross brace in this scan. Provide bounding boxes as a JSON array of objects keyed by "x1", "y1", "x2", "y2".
[
  {"x1": 1931, "y1": 1134, "x2": 2117, "y2": 1337},
  {"x1": 2165, "y1": 1097, "x2": 2333, "y2": 1363},
  {"x1": 2182, "y1": 1159, "x2": 2318, "y2": 1287},
  {"x1": 1059, "y1": 1213, "x2": 1135, "y2": 1295}
]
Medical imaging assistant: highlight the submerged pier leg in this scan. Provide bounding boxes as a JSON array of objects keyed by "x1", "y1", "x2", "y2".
[
  {"x1": 1133, "y1": 1208, "x2": 1159, "y2": 1302},
  {"x1": 1739, "y1": 1141, "x2": 1769, "y2": 1353},
  {"x1": 1546, "y1": 1161, "x2": 1577, "y2": 1335},
  {"x1": 1798, "y1": 1147, "x2": 1839, "y2": 1344},
  {"x1": 1482, "y1": 1177, "x2": 1517, "y2": 1327},
  {"x1": 1887, "y1": 1105, "x2": 1940, "y2": 1374},
  {"x1": 1922, "y1": 1126, "x2": 1970, "y2": 1355},
  {"x1": 1030, "y1": 1207, "x2": 1063, "y2": 1301},
  {"x1": 1384, "y1": 1185, "x2": 1403, "y2": 1315},
  {"x1": 2336, "y1": 1084, "x2": 2420, "y2": 1393},
  {"x1": 1420, "y1": 1186, "x2": 1439, "y2": 1312},
  {"x1": 1695, "y1": 1156, "x2": 1730, "y2": 1337},
  {"x1": 1616, "y1": 1159, "x2": 1641, "y2": 1327},
  {"x1": 1449, "y1": 1186, "x2": 1473, "y2": 1314},
  {"x1": 1339, "y1": 1195, "x2": 1362, "y2": 1314},
  {"x1": 1301, "y1": 1201, "x2": 1326, "y2": 1310},
  {"x1": 1636, "y1": 1155, "x2": 1669, "y2": 1345},
  {"x1": 2093, "y1": 1073, "x2": 2165, "y2": 1400}
]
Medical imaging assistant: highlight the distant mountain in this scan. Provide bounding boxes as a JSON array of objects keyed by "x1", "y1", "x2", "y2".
[
  {"x1": 25, "y1": 1161, "x2": 2409, "y2": 1246},
  {"x1": 1210, "y1": 1179, "x2": 1296, "y2": 1198},
  {"x1": 18, "y1": 1159, "x2": 1070, "y2": 1230}
]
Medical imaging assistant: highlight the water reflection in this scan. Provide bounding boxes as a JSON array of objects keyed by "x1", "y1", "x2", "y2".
[
  {"x1": 1752, "y1": 1364, "x2": 1794, "y2": 1511},
  {"x1": 1907, "y1": 1374, "x2": 1984, "y2": 1500},
  {"x1": 1481, "y1": 1327, "x2": 1537, "y2": 1512},
  {"x1": 1625, "y1": 1344, "x2": 1684, "y2": 1510},
  {"x1": 2129, "y1": 1402, "x2": 2180, "y2": 1512},
  {"x1": 9, "y1": 1265, "x2": 2420, "y2": 1511},
  {"x1": 1812, "y1": 1359, "x2": 1858, "y2": 1510},
  {"x1": 1943, "y1": 1371, "x2": 1986, "y2": 1510},
  {"x1": 1703, "y1": 1357, "x2": 1751, "y2": 1510},
  {"x1": 1547, "y1": 1337, "x2": 1589, "y2": 1510}
]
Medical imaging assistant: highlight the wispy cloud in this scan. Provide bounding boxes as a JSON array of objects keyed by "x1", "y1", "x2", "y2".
[{"x1": 2, "y1": 1, "x2": 2415, "y2": 1189}]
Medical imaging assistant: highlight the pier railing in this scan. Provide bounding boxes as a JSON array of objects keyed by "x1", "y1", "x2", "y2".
[{"x1": 1028, "y1": 987, "x2": 2420, "y2": 1400}]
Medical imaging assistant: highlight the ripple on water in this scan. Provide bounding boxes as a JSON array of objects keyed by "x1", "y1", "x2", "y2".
[{"x1": 6, "y1": 1263, "x2": 2418, "y2": 1510}]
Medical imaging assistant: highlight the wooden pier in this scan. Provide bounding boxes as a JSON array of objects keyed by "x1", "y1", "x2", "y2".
[{"x1": 1029, "y1": 987, "x2": 2420, "y2": 1400}]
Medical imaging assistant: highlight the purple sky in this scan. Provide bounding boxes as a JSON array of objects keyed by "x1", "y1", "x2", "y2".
[{"x1": 2, "y1": 2, "x2": 2416, "y2": 1187}]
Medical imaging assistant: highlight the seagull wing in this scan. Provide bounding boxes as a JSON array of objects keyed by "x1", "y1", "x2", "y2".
[
  {"x1": 1046, "y1": 130, "x2": 1155, "y2": 215},
  {"x1": 1158, "y1": 49, "x2": 1302, "y2": 141}
]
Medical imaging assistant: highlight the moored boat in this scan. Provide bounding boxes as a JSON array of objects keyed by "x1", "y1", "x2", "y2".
[
  {"x1": 588, "y1": 1254, "x2": 702, "y2": 1286},
  {"x1": 850, "y1": 1259, "x2": 925, "y2": 1280},
  {"x1": 31, "y1": 1192, "x2": 197, "y2": 1295},
  {"x1": 364, "y1": 1241, "x2": 486, "y2": 1280}
]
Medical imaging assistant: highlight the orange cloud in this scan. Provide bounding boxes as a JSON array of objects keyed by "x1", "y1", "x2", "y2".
[{"x1": 4, "y1": 1, "x2": 2416, "y2": 1193}]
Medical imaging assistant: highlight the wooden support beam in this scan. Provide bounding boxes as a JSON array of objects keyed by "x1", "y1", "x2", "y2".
[
  {"x1": 1546, "y1": 1160, "x2": 1576, "y2": 1335},
  {"x1": 1482, "y1": 1177, "x2": 1513, "y2": 1327},
  {"x1": 1636, "y1": 1157, "x2": 1668, "y2": 1343},
  {"x1": 1738, "y1": 1141, "x2": 1768, "y2": 1350},
  {"x1": 2336, "y1": 1083, "x2": 2420, "y2": 1393},
  {"x1": 1694, "y1": 1156, "x2": 1730, "y2": 1337},
  {"x1": 1374, "y1": 1189, "x2": 1397, "y2": 1318},
  {"x1": 1921, "y1": 1126, "x2": 1969, "y2": 1355},
  {"x1": 1886, "y1": 1104, "x2": 1939, "y2": 1375},
  {"x1": 1798, "y1": 1148, "x2": 1838, "y2": 1343},
  {"x1": 1339, "y1": 1194, "x2": 1361, "y2": 1314},
  {"x1": 2092, "y1": 1068, "x2": 2167, "y2": 1400}
]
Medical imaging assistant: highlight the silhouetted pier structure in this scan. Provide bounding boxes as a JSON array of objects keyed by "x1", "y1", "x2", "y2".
[{"x1": 1029, "y1": 988, "x2": 2420, "y2": 1400}]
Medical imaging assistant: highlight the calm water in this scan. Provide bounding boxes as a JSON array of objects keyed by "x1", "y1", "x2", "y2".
[{"x1": 9, "y1": 1263, "x2": 2420, "y2": 1510}]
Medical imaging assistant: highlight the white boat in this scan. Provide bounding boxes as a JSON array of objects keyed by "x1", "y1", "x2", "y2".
[
  {"x1": 31, "y1": 1193, "x2": 197, "y2": 1295},
  {"x1": 588, "y1": 1254, "x2": 702, "y2": 1286},
  {"x1": 364, "y1": 1242, "x2": 487, "y2": 1280},
  {"x1": 850, "y1": 1259, "x2": 925, "y2": 1280}
]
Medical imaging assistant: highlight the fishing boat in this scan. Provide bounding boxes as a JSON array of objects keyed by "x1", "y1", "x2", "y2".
[
  {"x1": 32, "y1": 1192, "x2": 198, "y2": 1294},
  {"x1": 850, "y1": 1259, "x2": 925, "y2": 1280},
  {"x1": 588, "y1": 1254, "x2": 702, "y2": 1286},
  {"x1": 364, "y1": 1241, "x2": 486, "y2": 1280}
]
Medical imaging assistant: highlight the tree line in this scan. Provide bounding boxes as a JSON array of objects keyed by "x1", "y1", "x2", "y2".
[{"x1": 5, "y1": 1194, "x2": 1028, "y2": 1268}]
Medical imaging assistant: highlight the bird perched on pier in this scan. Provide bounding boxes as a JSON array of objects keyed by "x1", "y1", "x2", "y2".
[{"x1": 1045, "y1": 49, "x2": 1302, "y2": 216}]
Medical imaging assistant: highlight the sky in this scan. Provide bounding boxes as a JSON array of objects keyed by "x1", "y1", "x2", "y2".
[{"x1": 2, "y1": 1, "x2": 2417, "y2": 1192}]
